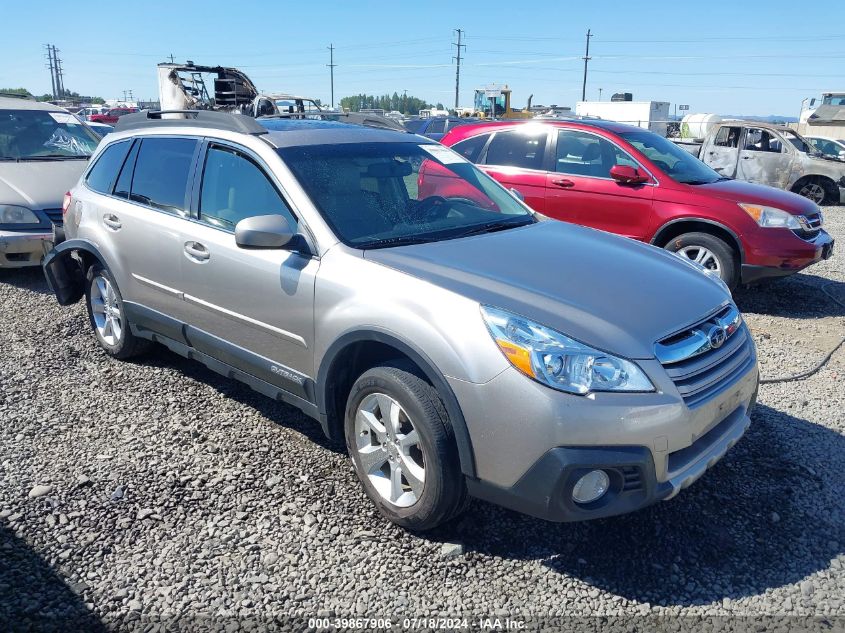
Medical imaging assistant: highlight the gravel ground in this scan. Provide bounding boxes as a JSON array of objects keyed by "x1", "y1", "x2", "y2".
[{"x1": 1, "y1": 208, "x2": 844, "y2": 631}]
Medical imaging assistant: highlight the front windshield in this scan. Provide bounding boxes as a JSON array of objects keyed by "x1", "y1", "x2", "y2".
[
  {"x1": 0, "y1": 109, "x2": 99, "y2": 160},
  {"x1": 278, "y1": 141, "x2": 534, "y2": 248},
  {"x1": 619, "y1": 130, "x2": 723, "y2": 184}
]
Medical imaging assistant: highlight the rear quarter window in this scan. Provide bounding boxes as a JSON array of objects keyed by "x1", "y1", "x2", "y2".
[
  {"x1": 85, "y1": 140, "x2": 132, "y2": 194},
  {"x1": 451, "y1": 133, "x2": 491, "y2": 163},
  {"x1": 404, "y1": 120, "x2": 427, "y2": 134}
]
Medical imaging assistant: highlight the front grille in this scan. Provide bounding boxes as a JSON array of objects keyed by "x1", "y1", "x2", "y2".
[
  {"x1": 792, "y1": 212, "x2": 822, "y2": 241},
  {"x1": 43, "y1": 208, "x2": 63, "y2": 226},
  {"x1": 656, "y1": 306, "x2": 754, "y2": 408}
]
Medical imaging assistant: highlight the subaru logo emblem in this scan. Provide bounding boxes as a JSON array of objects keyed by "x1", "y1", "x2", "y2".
[{"x1": 708, "y1": 326, "x2": 727, "y2": 349}]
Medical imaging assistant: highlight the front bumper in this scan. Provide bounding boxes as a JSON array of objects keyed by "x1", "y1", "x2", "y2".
[
  {"x1": 467, "y1": 402, "x2": 753, "y2": 522},
  {"x1": 0, "y1": 229, "x2": 53, "y2": 268},
  {"x1": 741, "y1": 229, "x2": 834, "y2": 284},
  {"x1": 451, "y1": 335, "x2": 759, "y2": 522}
]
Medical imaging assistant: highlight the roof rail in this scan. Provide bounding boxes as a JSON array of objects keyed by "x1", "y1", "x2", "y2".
[
  {"x1": 114, "y1": 109, "x2": 268, "y2": 135},
  {"x1": 258, "y1": 111, "x2": 407, "y2": 132}
]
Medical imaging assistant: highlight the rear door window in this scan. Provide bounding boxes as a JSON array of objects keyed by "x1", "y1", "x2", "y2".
[
  {"x1": 85, "y1": 140, "x2": 132, "y2": 194},
  {"x1": 713, "y1": 126, "x2": 741, "y2": 148},
  {"x1": 483, "y1": 130, "x2": 547, "y2": 170},
  {"x1": 129, "y1": 137, "x2": 198, "y2": 215}
]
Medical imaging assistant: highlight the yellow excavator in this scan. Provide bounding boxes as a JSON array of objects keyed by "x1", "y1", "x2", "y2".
[{"x1": 461, "y1": 84, "x2": 534, "y2": 120}]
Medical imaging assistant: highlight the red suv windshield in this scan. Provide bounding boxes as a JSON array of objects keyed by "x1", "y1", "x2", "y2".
[{"x1": 619, "y1": 130, "x2": 724, "y2": 185}]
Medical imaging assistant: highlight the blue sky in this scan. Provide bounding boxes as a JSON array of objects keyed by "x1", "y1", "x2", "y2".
[{"x1": 2, "y1": 0, "x2": 842, "y2": 116}]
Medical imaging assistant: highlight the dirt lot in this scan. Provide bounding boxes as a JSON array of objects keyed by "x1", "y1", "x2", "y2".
[{"x1": 1, "y1": 208, "x2": 843, "y2": 631}]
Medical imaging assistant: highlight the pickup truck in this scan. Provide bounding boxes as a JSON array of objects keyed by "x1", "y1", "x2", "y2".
[{"x1": 675, "y1": 121, "x2": 845, "y2": 205}]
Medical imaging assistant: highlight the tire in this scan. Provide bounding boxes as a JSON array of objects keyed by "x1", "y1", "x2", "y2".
[
  {"x1": 84, "y1": 264, "x2": 149, "y2": 359},
  {"x1": 791, "y1": 177, "x2": 837, "y2": 205},
  {"x1": 664, "y1": 232, "x2": 738, "y2": 289},
  {"x1": 344, "y1": 362, "x2": 467, "y2": 531}
]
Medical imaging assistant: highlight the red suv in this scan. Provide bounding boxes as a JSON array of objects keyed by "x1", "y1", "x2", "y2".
[
  {"x1": 89, "y1": 107, "x2": 138, "y2": 125},
  {"x1": 439, "y1": 120, "x2": 834, "y2": 288}
]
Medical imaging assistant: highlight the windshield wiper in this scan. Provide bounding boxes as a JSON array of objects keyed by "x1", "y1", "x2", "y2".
[
  {"x1": 22, "y1": 154, "x2": 91, "y2": 160},
  {"x1": 362, "y1": 235, "x2": 440, "y2": 249},
  {"x1": 451, "y1": 217, "x2": 534, "y2": 238}
]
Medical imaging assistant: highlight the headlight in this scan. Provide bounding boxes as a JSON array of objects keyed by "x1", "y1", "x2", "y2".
[
  {"x1": 738, "y1": 203, "x2": 802, "y2": 229},
  {"x1": 0, "y1": 205, "x2": 40, "y2": 224},
  {"x1": 480, "y1": 306, "x2": 654, "y2": 395}
]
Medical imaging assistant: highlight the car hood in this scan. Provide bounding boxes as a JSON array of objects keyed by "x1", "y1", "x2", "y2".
[
  {"x1": 689, "y1": 178, "x2": 819, "y2": 215},
  {"x1": 0, "y1": 160, "x2": 87, "y2": 209},
  {"x1": 364, "y1": 221, "x2": 731, "y2": 359}
]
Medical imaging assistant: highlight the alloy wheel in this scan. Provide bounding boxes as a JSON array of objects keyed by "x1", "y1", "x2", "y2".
[
  {"x1": 353, "y1": 392, "x2": 426, "y2": 508},
  {"x1": 90, "y1": 275, "x2": 123, "y2": 346},
  {"x1": 797, "y1": 182, "x2": 825, "y2": 204},
  {"x1": 677, "y1": 245, "x2": 722, "y2": 275}
]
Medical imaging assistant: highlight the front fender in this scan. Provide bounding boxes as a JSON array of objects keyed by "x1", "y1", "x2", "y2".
[{"x1": 42, "y1": 239, "x2": 108, "y2": 305}]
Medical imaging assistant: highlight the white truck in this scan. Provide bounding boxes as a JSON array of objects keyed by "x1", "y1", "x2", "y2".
[
  {"x1": 675, "y1": 120, "x2": 845, "y2": 205},
  {"x1": 574, "y1": 100, "x2": 671, "y2": 135}
]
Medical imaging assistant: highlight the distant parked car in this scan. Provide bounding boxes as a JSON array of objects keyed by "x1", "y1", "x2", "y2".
[
  {"x1": 439, "y1": 119, "x2": 834, "y2": 288},
  {"x1": 806, "y1": 136, "x2": 845, "y2": 161},
  {"x1": 404, "y1": 116, "x2": 478, "y2": 141},
  {"x1": 89, "y1": 108, "x2": 138, "y2": 125},
  {"x1": 76, "y1": 106, "x2": 109, "y2": 121},
  {"x1": 0, "y1": 95, "x2": 98, "y2": 267}
]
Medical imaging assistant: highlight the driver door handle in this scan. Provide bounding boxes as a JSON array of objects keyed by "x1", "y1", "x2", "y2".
[
  {"x1": 551, "y1": 178, "x2": 575, "y2": 188},
  {"x1": 102, "y1": 214, "x2": 121, "y2": 230},
  {"x1": 184, "y1": 241, "x2": 210, "y2": 262}
]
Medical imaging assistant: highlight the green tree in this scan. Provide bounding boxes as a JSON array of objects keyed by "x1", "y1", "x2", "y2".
[{"x1": 339, "y1": 93, "x2": 431, "y2": 115}]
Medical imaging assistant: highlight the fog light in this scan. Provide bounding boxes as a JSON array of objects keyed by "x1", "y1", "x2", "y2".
[{"x1": 572, "y1": 469, "x2": 610, "y2": 504}]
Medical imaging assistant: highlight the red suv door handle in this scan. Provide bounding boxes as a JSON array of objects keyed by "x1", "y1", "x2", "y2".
[{"x1": 552, "y1": 178, "x2": 575, "y2": 188}]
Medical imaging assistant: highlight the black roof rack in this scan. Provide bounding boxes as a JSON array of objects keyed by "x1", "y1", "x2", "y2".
[{"x1": 114, "y1": 110, "x2": 268, "y2": 135}]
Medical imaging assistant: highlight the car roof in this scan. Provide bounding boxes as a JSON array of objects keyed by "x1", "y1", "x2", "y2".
[
  {"x1": 445, "y1": 118, "x2": 655, "y2": 139},
  {"x1": 260, "y1": 118, "x2": 429, "y2": 148},
  {"x1": 0, "y1": 96, "x2": 67, "y2": 112}
]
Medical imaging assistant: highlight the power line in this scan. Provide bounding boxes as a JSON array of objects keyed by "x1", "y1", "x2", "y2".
[{"x1": 453, "y1": 29, "x2": 466, "y2": 109}]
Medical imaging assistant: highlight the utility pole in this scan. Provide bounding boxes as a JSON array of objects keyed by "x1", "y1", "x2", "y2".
[
  {"x1": 45, "y1": 44, "x2": 57, "y2": 100},
  {"x1": 55, "y1": 48, "x2": 66, "y2": 98},
  {"x1": 128, "y1": 90, "x2": 134, "y2": 103},
  {"x1": 403, "y1": 89, "x2": 408, "y2": 114},
  {"x1": 452, "y1": 29, "x2": 466, "y2": 110},
  {"x1": 581, "y1": 28, "x2": 593, "y2": 102},
  {"x1": 168, "y1": 53, "x2": 175, "y2": 63},
  {"x1": 598, "y1": 88, "x2": 603, "y2": 101},
  {"x1": 327, "y1": 44, "x2": 337, "y2": 109}
]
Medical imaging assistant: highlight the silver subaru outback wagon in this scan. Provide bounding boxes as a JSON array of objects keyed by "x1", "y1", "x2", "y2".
[{"x1": 43, "y1": 111, "x2": 759, "y2": 530}]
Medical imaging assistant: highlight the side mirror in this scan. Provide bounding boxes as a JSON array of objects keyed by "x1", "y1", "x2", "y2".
[
  {"x1": 509, "y1": 187, "x2": 525, "y2": 202},
  {"x1": 235, "y1": 214, "x2": 294, "y2": 249},
  {"x1": 609, "y1": 164, "x2": 649, "y2": 185}
]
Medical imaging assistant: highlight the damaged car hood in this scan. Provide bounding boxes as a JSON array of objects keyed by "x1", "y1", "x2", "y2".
[
  {"x1": 365, "y1": 221, "x2": 730, "y2": 359},
  {"x1": 0, "y1": 161, "x2": 88, "y2": 210}
]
